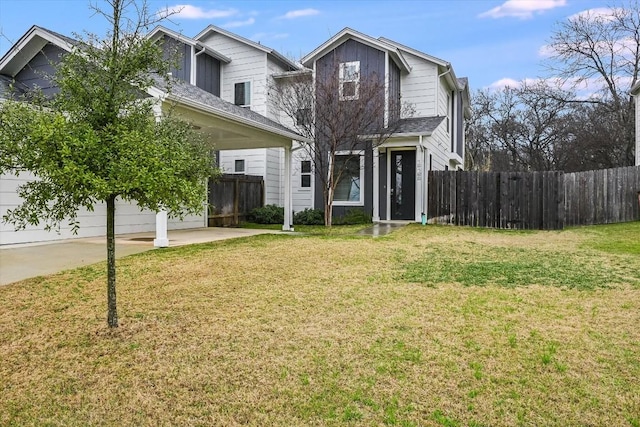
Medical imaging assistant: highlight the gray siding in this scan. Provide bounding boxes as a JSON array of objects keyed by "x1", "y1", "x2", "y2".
[
  {"x1": 196, "y1": 53, "x2": 221, "y2": 96},
  {"x1": 162, "y1": 35, "x2": 191, "y2": 83},
  {"x1": 14, "y1": 43, "x2": 65, "y2": 97},
  {"x1": 389, "y1": 59, "x2": 401, "y2": 124},
  {"x1": 456, "y1": 91, "x2": 464, "y2": 157}
]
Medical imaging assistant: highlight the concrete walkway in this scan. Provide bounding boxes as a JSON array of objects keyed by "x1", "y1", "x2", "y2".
[
  {"x1": 0, "y1": 227, "x2": 282, "y2": 286},
  {"x1": 356, "y1": 221, "x2": 410, "y2": 237}
]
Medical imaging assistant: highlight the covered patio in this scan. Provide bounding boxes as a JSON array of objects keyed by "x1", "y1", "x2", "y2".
[{"x1": 149, "y1": 78, "x2": 310, "y2": 246}]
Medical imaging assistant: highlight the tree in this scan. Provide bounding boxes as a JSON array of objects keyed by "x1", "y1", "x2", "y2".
[
  {"x1": 270, "y1": 57, "x2": 413, "y2": 226},
  {"x1": 469, "y1": 82, "x2": 575, "y2": 171},
  {"x1": 0, "y1": 0, "x2": 215, "y2": 328},
  {"x1": 545, "y1": 0, "x2": 639, "y2": 166}
]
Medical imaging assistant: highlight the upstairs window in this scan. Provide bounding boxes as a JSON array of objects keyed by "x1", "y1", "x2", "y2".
[
  {"x1": 301, "y1": 160, "x2": 312, "y2": 188},
  {"x1": 234, "y1": 82, "x2": 251, "y2": 108},
  {"x1": 296, "y1": 108, "x2": 312, "y2": 127},
  {"x1": 339, "y1": 61, "x2": 360, "y2": 101}
]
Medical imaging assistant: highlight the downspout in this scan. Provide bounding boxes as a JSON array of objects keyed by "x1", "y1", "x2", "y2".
[{"x1": 193, "y1": 47, "x2": 207, "y2": 86}]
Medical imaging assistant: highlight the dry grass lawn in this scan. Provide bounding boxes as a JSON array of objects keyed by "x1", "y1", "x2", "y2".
[{"x1": 1, "y1": 222, "x2": 640, "y2": 426}]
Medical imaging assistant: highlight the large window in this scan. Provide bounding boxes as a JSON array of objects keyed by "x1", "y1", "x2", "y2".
[
  {"x1": 333, "y1": 153, "x2": 364, "y2": 205},
  {"x1": 339, "y1": 61, "x2": 360, "y2": 101},
  {"x1": 234, "y1": 81, "x2": 251, "y2": 107}
]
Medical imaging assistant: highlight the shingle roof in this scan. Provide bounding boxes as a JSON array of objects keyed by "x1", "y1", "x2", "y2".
[
  {"x1": 458, "y1": 77, "x2": 468, "y2": 89},
  {"x1": 394, "y1": 116, "x2": 445, "y2": 134},
  {"x1": 152, "y1": 75, "x2": 303, "y2": 138}
]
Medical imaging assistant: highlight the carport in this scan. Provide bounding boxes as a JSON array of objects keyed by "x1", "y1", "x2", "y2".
[{"x1": 148, "y1": 78, "x2": 310, "y2": 246}]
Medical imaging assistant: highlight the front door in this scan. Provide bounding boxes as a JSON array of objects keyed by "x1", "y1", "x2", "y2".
[{"x1": 390, "y1": 150, "x2": 416, "y2": 220}]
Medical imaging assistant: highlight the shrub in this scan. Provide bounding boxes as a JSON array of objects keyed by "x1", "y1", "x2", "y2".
[
  {"x1": 334, "y1": 208, "x2": 372, "y2": 225},
  {"x1": 248, "y1": 204, "x2": 284, "y2": 224},
  {"x1": 294, "y1": 208, "x2": 325, "y2": 225}
]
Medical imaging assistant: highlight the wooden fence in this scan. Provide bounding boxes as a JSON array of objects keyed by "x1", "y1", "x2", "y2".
[
  {"x1": 564, "y1": 166, "x2": 640, "y2": 226},
  {"x1": 428, "y1": 166, "x2": 640, "y2": 230},
  {"x1": 208, "y1": 174, "x2": 264, "y2": 226}
]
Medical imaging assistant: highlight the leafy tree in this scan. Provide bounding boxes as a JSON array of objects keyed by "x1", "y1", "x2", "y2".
[{"x1": 0, "y1": 0, "x2": 215, "y2": 328}]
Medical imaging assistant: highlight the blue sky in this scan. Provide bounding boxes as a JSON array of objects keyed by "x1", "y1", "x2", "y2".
[{"x1": 0, "y1": 0, "x2": 611, "y2": 91}]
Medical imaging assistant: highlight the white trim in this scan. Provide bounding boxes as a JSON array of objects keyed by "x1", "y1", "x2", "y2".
[
  {"x1": 373, "y1": 147, "x2": 380, "y2": 221},
  {"x1": 332, "y1": 150, "x2": 365, "y2": 206}
]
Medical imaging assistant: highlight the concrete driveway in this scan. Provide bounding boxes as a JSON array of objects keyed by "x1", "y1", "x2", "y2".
[{"x1": 0, "y1": 227, "x2": 282, "y2": 286}]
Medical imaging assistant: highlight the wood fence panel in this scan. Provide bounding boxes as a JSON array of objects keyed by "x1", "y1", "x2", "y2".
[{"x1": 208, "y1": 174, "x2": 264, "y2": 226}]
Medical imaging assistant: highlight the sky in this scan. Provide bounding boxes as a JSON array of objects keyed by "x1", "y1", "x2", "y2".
[{"x1": 0, "y1": 0, "x2": 614, "y2": 91}]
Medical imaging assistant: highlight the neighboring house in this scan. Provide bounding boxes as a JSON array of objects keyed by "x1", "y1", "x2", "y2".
[
  {"x1": 0, "y1": 25, "x2": 304, "y2": 245},
  {"x1": 293, "y1": 28, "x2": 470, "y2": 221},
  {"x1": 631, "y1": 82, "x2": 640, "y2": 166}
]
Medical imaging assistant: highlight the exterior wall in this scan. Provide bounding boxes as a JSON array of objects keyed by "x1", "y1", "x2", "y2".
[
  {"x1": 0, "y1": 172, "x2": 204, "y2": 245},
  {"x1": 456, "y1": 91, "x2": 464, "y2": 158},
  {"x1": 398, "y1": 51, "x2": 438, "y2": 117},
  {"x1": 388, "y1": 58, "x2": 401, "y2": 124},
  {"x1": 291, "y1": 146, "x2": 314, "y2": 213},
  {"x1": 14, "y1": 43, "x2": 64, "y2": 97},
  {"x1": 162, "y1": 35, "x2": 191, "y2": 83},
  {"x1": 264, "y1": 147, "x2": 283, "y2": 205},
  {"x1": 198, "y1": 32, "x2": 268, "y2": 115},
  {"x1": 196, "y1": 53, "x2": 221, "y2": 96}
]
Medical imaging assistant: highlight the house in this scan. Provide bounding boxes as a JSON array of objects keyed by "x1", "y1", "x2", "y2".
[
  {"x1": 0, "y1": 23, "x2": 469, "y2": 246},
  {"x1": 0, "y1": 25, "x2": 305, "y2": 245},
  {"x1": 289, "y1": 28, "x2": 470, "y2": 221},
  {"x1": 631, "y1": 82, "x2": 640, "y2": 166}
]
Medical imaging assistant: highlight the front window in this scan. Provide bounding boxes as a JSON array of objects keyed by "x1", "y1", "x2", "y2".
[
  {"x1": 339, "y1": 61, "x2": 360, "y2": 101},
  {"x1": 333, "y1": 153, "x2": 364, "y2": 205}
]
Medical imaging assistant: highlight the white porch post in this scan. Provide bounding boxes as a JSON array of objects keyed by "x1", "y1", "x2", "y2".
[
  {"x1": 373, "y1": 146, "x2": 380, "y2": 222},
  {"x1": 154, "y1": 211, "x2": 169, "y2": 247},
  {"x1": 152, "y1": 101, "x2": 170, "y2": 248},
  {"x1": 283, "y1": 142, "x2": 293, "y2": 231}
]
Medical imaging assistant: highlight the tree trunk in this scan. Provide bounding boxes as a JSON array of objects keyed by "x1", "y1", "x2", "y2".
[{"x1": 106, "y1": 194, "x2": 118, "y2": 328}]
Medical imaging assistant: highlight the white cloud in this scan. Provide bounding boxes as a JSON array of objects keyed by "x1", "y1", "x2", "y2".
[
  {"x1": 222, "y1": 18, "x2": 255, "y2": 29},
  {"x1": 159, "y1": 4, "x2": 237, "y2": 19},
  {"x1": 487, "y1": 77, "x2": 525, "y2": 90},
  {"x1": 568, "y1": 7, "x2": 618, "y2": 21},
  {"x1": 479, "y1": 0, "x2": 566, "y2": 19},
  {"x1": 280, "y1": 8, "x2": 320, "y2": 19}
]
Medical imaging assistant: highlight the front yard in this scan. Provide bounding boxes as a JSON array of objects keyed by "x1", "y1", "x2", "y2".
[{"x1": 1, "y1": 222, "x2": 639, "y2": 426}]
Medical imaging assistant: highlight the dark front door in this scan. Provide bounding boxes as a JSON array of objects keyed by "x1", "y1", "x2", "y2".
[{"x1": 390, "y1": 150, "x2": 416, "y2": 220}]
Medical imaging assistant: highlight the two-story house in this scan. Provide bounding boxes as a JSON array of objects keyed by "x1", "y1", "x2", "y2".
[
  {"x1": 0, "y1": 25, "x2": 304, "y2": 245},
  {"x1": 288, "y1": 28, "x2": 470, "y2": 222}
]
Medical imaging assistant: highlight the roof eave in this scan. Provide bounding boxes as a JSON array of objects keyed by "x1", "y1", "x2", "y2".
[{"x1": 0, "y1": 25, "x2": 74, "y2": 76}]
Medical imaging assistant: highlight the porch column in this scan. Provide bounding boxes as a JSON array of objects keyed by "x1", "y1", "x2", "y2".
[
  {"x1": 372, "y1": 146, "x2": 380, "y2": 222},
  {"x1": 283, "y1": 143, "x2": 293, "y2": 231},
  {"x1": 154, "y1": 211, "x2": 169, "y2": 247}
]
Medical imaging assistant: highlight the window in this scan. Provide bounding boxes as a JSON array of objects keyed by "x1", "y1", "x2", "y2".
[
  {"x1": 301, "y1": 160, "x2": 312, "y2": 188},
  {"x1": 234, "y1": 159, "x2": 245, "y2": 173},
  {"x1": 339, "y1": 61, "x2": 360, "y2": 101},
  {"x1": 234, "y1": 82, "x2": 251, "y2": 107},
  {"x1": 333, "y1": 153, "x2": 364, "y2": 205},
  {"x1": 296, "y1": 108, "x2": 311, "y2": 126}
]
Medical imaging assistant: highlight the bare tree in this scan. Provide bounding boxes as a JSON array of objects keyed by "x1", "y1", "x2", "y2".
[
  {"x1": 545, "y1": 0, "x2": 639, "y2": 165},
  {"x1": 271, "y1": 56, "x2": 413, "y2": 226},
  {"x1": 468, "y1": 82, "x2": 574, "y2": 171}
]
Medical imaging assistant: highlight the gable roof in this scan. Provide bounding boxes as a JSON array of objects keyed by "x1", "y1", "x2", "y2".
[
  {"x1": 300, "y1": 27, "x2": 411, "y2": 73},
  {"x1": 377, "y1": 36, "x2": 449, "y2": 68},
  {"x1": 0, "y1": 25, "x2": 75, "y2": 77},
  {"x1": 194, "y1": 24, "x2": 299, "y2": 71},
  {"x1": 147, "y1": 26, "x2": 231, "y2": 64}
]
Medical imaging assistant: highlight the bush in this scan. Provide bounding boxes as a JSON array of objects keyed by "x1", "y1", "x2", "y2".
[
  {"x1": 294, "y1": 208, "x2": 324, "y2": 225},
  {"x1": 334, "y1": 208, "x2": 372, "y2": 225},
  {"x1": 248, "y1": 204, "x2": 284, "y2": 224}
]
